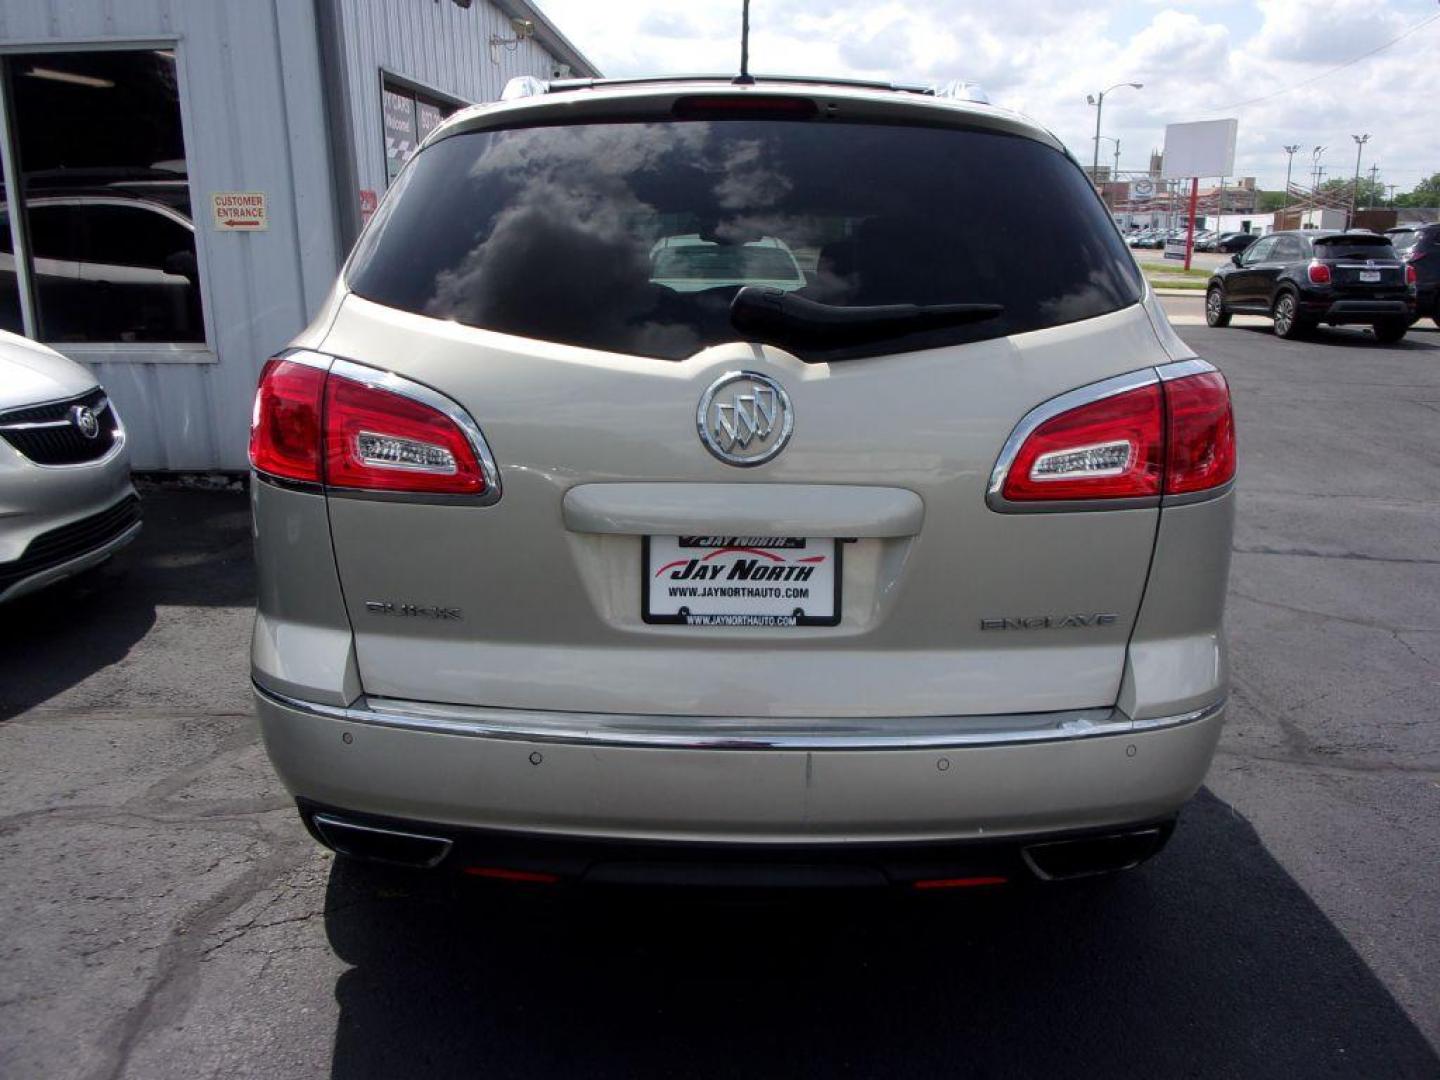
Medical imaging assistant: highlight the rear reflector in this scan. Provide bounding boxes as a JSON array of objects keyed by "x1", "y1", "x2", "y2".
[
  {"x1": 912, "y1": 875, "x2": 1009, "y2": 890},
  {"x1": 1307, "y1": 262, "x2": 1332, "y2": 285},
  {"x1": 998, "y1": 369, "x2": 1235, "y2": 504},
  {"x1": 250, "y1": 354, "x2": 492, "y2": 496},
  {"x1": 463, "y1": 866, "x2": 561, "y2": 884}
]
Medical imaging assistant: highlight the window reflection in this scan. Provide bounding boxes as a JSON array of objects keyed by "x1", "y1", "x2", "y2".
[
  {"x1": 3, "y1": 48, "x2": 203, "y2": 343},
  {"x1": 349, "y1": 120, "x2": 1142, "y2": 363}
]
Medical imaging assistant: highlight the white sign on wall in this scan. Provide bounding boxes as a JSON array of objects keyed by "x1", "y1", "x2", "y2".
[
  {"x1": 1131, "y1": 177, "x2": 1155, "y2": 201},
  {"x1": 1160, "y1": 119, "x2": 1237, "y2": 180},
  {"x1": 211, "y1": 191, "x2": 268, "y2": 231}
]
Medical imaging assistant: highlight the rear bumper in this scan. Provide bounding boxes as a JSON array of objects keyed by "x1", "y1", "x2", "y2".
[
  {"x1": 1302, "y1": 297, "x2": 1414, "y2": 322},
  {"x1": 298, "y1": 798, "x2": 1177, "y2": 887},
  {"x1": 254, "y1": 684, "x2": 1225, "y2": 847}
]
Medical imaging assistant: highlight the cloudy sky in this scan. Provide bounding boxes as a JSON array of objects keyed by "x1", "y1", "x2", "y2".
[{"x1": 535, "y1": 0, "x2": 1440, "y2": 194}]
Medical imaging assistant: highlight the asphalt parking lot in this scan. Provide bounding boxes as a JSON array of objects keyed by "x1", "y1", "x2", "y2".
[{"x1": 2, "y1": 306, "x2": 1438, "y2": 1079}]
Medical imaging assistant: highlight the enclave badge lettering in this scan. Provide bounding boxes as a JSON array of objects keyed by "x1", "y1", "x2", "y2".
[
  {"x1": 980, "y1": 613, "x2": 1119, "y2": 631},
  {"x1": 365, "y1": 600, "x2": 462, "y2": 619}
]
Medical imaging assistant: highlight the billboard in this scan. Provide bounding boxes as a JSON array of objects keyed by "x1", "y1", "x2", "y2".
[{"x1": 1161, "y1": 119, "x2": 1237, "y2": 180}]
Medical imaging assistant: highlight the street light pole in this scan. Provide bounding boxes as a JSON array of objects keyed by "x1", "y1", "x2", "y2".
[
  {"x1": 1280, "y1": 145, "x2": 1301, "y2": 230},
  {"x1": 1349, "y1": 133, "x2": 1370, "y2": 229},
  {"x1": 1086, "y1": 82, "x2": 1142, "y2": 185},
  {"x1": 1282, "y1": 144, "x2": 1300, "y2": 201}
]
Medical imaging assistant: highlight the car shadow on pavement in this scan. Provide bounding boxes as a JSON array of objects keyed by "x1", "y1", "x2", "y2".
[
  {"x1": 1234, "y1": 325, "x2": 1437, "y2": 350},
  {"x1": 321, "y1": 788, "x2": 1438, "y2": 1079},
  {"x1": 0, "y1": 484, "x2": 252, "y2": 722}
]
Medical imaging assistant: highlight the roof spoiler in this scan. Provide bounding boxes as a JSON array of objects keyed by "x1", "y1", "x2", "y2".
[{"x1": 501, "y1": 74, "x2": 989, "y2": 104}]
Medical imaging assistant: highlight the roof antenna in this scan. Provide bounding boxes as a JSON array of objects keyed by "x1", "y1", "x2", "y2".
[{"x1": 733, "y1": 0, "x2": 755, "y2": 85}]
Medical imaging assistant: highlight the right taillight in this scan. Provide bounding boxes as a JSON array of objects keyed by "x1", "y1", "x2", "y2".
[
  {"x1": 1163, "y1": 371, "x2": 1236, "y2": 495},
  {"x1": 1001, "y1": 383, "x2": 1165, "y2": 501},
  {"x1": 1406, "y1": 263, "x2": 1418, "y2": 285},
  {"x1": 998, "y1": 369, "x2": 1235, "y2": 505},
  {"x1": 1307, "y1": 261, "x2": 1332, "y2": 285},
  {"x1": 249, "y1": 354, "x2": 494, "y2": 498}
]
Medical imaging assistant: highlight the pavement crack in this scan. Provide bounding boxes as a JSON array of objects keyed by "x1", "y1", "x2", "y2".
[
  {"x1": 1229, "y1": 590, "x2": 1440, "y2": 634},
  {"x1": 1232, "y1": 546, "x2": 1440, "y2": 567},
  {"x1": 79, "y1": 839, "x2": 312, "y2": 1080}
]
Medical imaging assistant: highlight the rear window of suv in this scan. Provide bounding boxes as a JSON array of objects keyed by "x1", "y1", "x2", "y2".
[
  {"x1": 1312, "y1": 234, "x2": 1397, "y2": 259},
  {"x1": 347, "y1": 118, "x2": 1142, "y2": 362}
]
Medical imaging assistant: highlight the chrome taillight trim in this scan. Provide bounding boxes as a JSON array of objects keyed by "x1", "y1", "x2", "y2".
[
  {"x1": 985, "y1": 367, "x2": 1161, "y2": 514},
  {"x1": 326, "y1": 356, "x2": 502, "y2": 505},
  {"x1": 986, "y1": 358, "x2": 1224, "y2": 514},
  {"x1": 250, "y1": 350, "x2": 502, "y2": 505}
]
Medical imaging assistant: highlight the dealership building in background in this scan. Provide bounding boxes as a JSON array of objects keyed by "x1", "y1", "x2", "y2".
[{"x1": 0, "y1": 0, "x2": 597, "y2": 470}]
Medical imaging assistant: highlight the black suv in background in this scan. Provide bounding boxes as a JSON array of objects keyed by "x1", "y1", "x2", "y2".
[
  {"x1": 1205, "y1": 230, "x2": 1416, "y2": 342},
  {"x1": 1387, "y1": 224, "x2": 1439, "y2": 327},
  {"x1": 1214, "y1": 232, "x2": 1260, "y2": 254}
]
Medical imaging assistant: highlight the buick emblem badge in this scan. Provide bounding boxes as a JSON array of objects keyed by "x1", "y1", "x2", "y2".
[
  {"x1": 70, "y1": 404, "x2": 100, "y2": 440},
  {"x1": 697, "y1": 370, "x2": 793, "y2": 467}
]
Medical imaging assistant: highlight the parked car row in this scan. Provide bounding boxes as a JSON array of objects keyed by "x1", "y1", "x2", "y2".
[{"x1": 1122, "y1": 227, "x2": 1258, "y2": 254}]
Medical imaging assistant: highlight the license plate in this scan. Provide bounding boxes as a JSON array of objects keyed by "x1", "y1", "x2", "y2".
[
  {"x1": 1360, "y1": 270, "x2": 1381, "y2": 282},
  {"x1": 643, "y1": 536, "x2": 840, "y2": 626}
]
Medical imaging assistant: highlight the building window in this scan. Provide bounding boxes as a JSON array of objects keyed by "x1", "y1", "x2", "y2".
[
  {"x1": 0, "y1": 48, "x2": 204, "y2": 344},
  {"x1": 382, "y1": 78, "x2": 459, "y2": 185}
]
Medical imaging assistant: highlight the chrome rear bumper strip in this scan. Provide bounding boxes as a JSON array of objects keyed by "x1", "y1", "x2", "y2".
[{"x1": 254, "y1": 682, "x2": 1224, "y2": 752}]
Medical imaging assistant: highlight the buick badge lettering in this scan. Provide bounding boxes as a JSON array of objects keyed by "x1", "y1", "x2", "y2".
[
  {"x1": 365, "y1": 600, "x2": 462, "y2": 620},
  {"x1": 697, "y1": 370, "x2": 793, "y2": 466},
  {"x1": 980, "y1": 613, "x2": 1120, "y2": 631},
  {"x1": 70, "y1": 404, "x2": 100, "y2": 440}
]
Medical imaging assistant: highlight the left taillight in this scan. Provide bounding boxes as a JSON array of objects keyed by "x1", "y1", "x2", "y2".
[
  {"x1": 1406, "y1": 263, "x2": 1418, "y2": 286},
  {"x1": 323, "y1": 369, "x2": 487, "y2": 495},
  {"x1": 249, "y1": 355, "x2": 492, "y2": 497},
  {"x1": 250, "y1": 356, "x2": 326, "y2": 483}
]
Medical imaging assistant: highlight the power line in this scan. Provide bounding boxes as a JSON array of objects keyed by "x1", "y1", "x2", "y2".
[{"x1": 1212, "y1": 11, "x2": 1440, "y2": 112}]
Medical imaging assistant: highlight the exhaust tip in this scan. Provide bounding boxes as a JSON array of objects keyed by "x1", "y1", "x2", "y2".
[
  {"x1": 1022, "y1": 827, "x2": 1166, "y2": 882},
  {"x1": 311, "y1": 813, "x2": 453, "y2": 869}
]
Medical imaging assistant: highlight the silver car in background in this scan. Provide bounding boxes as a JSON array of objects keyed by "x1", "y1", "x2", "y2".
[
  {"x1": 0, "y1": 330, "x2": 139, "y2": 602},
  {"x1": 250, "y1": 77, "x2": 1236, "y2": 889}
]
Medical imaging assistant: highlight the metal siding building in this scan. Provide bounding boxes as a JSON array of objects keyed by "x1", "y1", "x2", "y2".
[{"x1": 0, "y1": 0, "x2": 596, "y2": 470}]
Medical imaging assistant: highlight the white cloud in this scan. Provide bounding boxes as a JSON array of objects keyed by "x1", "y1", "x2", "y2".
[{"x1": 532, "y1": 0, "x2": 1440, "y2": 192}]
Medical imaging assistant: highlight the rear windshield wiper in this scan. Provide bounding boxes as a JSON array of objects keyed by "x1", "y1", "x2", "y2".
[{"x1": 731, "y1": 286, "x2": 1004, "y2": 352}]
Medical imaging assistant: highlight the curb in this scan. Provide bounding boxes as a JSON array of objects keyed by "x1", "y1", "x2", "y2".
[{"x1": 1152, "y1": 287, "x2": 1207, "y2": 297}]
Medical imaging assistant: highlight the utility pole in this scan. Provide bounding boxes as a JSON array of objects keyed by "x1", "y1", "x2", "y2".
[
  {"x1": 1098, "y1": 136, "x2": 1121, "y2": 180},
  {"x1": 1311, "y1": 146, "x2": 1326, "y2": 194},
  {"x1": 1086, "y1": 82, "x2": 1142, "y2": 185},
  {"x1": 1349, "y1": 133, "x2": 1370, "y2": 228},
  {"x1": 1386, "y1": 183, "x2": 1398, "y2": 207},
  {"x1": 1367, "y1": 163, "x2": 1380, "y2": 209}
]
